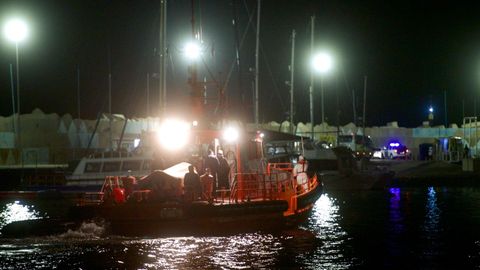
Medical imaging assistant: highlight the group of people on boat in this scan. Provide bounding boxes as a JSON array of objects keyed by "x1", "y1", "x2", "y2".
[
  {"x1": 99, "y1": 141, "x2": 311, "y2": 205},
  {"x1": 184, "y1": 149, "x2": 231, "y2": 202}
]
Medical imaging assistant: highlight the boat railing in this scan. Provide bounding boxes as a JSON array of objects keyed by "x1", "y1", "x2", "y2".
[
  {"x1": 88, "y1": 150, "x2": 136, "y2": 159},
  {"x1": 75, "y1": 175, "x2": 139, "y2": 205},
  {"x1": 285, "y1": 173, "x2": 320, "y2": 215},
  {"x1": 76, "y1": 192, "x2": 105, "y2": 205},
  {"x1": 230, "y1": 171, "x2": 296, "y2": 202},
  {"x1": 267, "y1": 162, "x2": 293, "y2": 175}
]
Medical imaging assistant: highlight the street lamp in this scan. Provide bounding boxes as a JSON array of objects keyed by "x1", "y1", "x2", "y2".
[
  {"x1": 4, "y1": 18, "x2": 28, "y2": 166},
  {"x1": 311, "y1": 52, "x2": 333, "y2": 125}
]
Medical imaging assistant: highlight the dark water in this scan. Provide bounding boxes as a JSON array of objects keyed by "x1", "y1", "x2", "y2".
[{"x1": 2, "y1": 187, "x2": 480, "y2": 269}]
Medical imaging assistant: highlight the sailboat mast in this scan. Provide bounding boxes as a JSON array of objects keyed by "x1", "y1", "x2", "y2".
[
  {"x1": 254, "y1": 0, "x2": 261, "y2": 125},
  {"x1": 289, "y1": 29, "x2": 296, "y2": 134},
  {"x1": 159, "y1": 0, "x2": 167, "y2": 116},
  {"x1": 309, "y1": 15, "x2": 315, "y2": 139}
]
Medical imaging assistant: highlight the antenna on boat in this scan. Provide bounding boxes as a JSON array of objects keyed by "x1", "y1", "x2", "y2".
[
  {"x1": 254, "y1": 0, "x2": 261, "y2": 126},
  {"x1": 159, "y1": 0, "x2": 167, "y2": 116}
]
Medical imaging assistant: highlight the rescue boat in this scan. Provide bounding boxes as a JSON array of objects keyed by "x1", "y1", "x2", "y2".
[{"x1": 2, "y1": 123, "x2": 323, "y2": 237}]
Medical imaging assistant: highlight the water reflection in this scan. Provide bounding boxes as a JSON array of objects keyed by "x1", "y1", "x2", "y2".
[
  {"x1": 389, "y1": 187, "x2": 404, "y2": 234},
  {"x1": 421, "y1": 187, "x2": 442, "y2": 261},
  {"x1": 134, "y1": 234, "x2": 281, "y2": 269},
  {"x1": 3, "y1": 188, "x2": 478, "y2": 269},
  {"x1": 301, "y1": 193, "x2": 357, "y2": 269},
  {"x1": 424, "y1": 187, "x2": 441, "y2": 233},
  {"x1": 0, "y1": 201, "x2": 42, "y2": 230}
]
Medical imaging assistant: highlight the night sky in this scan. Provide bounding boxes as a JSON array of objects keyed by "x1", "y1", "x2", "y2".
[{"x1": 0, "y1": 1, "x2": 479, "y2": 128}]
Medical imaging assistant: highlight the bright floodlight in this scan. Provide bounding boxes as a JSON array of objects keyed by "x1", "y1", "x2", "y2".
[
  {"x1": 429, "y1": 106, "x2": 434, "y2": 113},
  {"x1": 312, "y1": 52, "x2": 333, "y2": 73},
  {"x1": 184, "y1": 42, "x2": 201, "y2": 60},
  {"x1": 4, "y1": 18, "x2": 28, "y2": 43},
  {"x1": 223, "y1": 127, "x2": 239, "y2": 142},
  {"x1": 157, "y1": 119, "x2": 190, "y2": 151}
]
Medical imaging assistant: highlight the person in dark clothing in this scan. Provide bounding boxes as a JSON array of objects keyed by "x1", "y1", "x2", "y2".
[
  {"x1": 184, "y1": 165, "x2": 201, "y2": 201},
  {"x1": 204, "y1": 149, "x2": 220, "y2": 194},
  {"x1": 217, "y1": 150, "x2": 230, "y2": 189}
]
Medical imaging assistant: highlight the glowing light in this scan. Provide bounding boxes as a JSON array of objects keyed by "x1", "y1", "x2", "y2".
[
  {"x1": 223, "y1": 127, "x2": 239, "y2": 142},
  {"x1": 192, "y1": 120, "x2": 198, "y2": 127},
  {"x1": 133, "y1": 138, "x2": 141, "y2": 148},
  {"x1": 157, "y1": 119, "x2": 190, "y2": 151},
  {"x1": 184, "y1": 42, "x2": 201, "y2": 60},
  {"x1": 312, "y1": 52, "x2": 333, "y2": 73},
  {"x1": 0, "y1": 201, "x2": 40, "y2": 227},
  {"x1": 429, "y1": 106, "x2": 434, "y2": 113},
  {"x1": 4, "y1": 18, "x2": 28, "y2": 43}
]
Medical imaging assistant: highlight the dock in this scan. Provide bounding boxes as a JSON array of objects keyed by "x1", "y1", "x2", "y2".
[{"x1": 382, "y1": 160, "x2": 480, "y2": 187}]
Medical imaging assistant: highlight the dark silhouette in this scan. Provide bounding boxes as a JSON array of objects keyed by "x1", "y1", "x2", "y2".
[
  {"x1": 204, "y1": 149, "x2": 220, "y2": 194},
  {"x1": 184, "y1": 165, "x2": 201, "y2": 201},
  {"x1": 217, "y1": 150, "x2": 230, "y2": 189}
]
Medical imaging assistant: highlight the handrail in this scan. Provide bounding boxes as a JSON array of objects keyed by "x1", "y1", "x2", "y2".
[
  {"x1": 230, "y1": 171, "x2": 297, "y2": 202},
  {"x1": 267, "y1": 162, "x2": 293, "y2": 175}
]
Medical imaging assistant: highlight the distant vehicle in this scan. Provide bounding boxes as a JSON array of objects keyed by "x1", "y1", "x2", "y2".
[
  {"x1": 383, "y1": 142, "x2": 411, "y2": 159},
  {"x1": 337, "y1": 134, "x2": 375, "y2": 159}
]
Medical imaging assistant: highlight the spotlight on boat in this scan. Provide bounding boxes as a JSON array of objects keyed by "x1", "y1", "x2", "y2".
[
  {"x1": 223, "y1": 127, "x2": 239, "y2": 142},
  {"x1": 158, "y1": 119, "x2": 190, "y2": 151},
  {"x1": 184, "y1": 41, "x2": 201, "y2": 60}
]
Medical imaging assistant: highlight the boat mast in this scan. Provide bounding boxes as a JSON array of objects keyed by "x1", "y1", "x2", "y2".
[
  {"x1": 254, "y1": 0, "x2": 261, "y2": 125},
  {"x1": 190, "y1": 0, "x2": 200, "y2": 120},
  {"x1": 309, "y1": 15, "x2": 315, "y2": 139},
  {"x1": 362, "y1": 75, "x2": 367, "y2": 148},
  {"x1": 159, "y1": 0, "x2": 167, "y2": 116},
  {"x1": 108, "y1": 46, "x2": 113, "y2": 150},
  {"x1": 289, "y1": 29, "x2": 296, "y2": 134}
]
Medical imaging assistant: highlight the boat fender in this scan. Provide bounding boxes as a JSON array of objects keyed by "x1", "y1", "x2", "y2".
[{"x1": 113, "y1": 187, "x2": 126, "y2": 203}]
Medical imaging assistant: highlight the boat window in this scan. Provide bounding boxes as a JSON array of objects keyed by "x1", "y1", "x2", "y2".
[
  {"x1": 84, "y1": 162, "x2": 101, "y2": 173},
  {"x1": 103, "y1": 162, "x2": 121, "y2": 172},
  {"x1": 122, "y1": 160, "x2": 141, "y2": 171},
  {"x1": 143, "y1": 160, "x2": 151, "y2": 170}
]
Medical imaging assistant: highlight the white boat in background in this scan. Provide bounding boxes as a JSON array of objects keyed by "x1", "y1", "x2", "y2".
[{"x1": 64, "y1": 148, "x2": 161, "y2": 190}]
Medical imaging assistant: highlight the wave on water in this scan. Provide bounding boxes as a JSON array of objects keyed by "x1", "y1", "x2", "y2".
[{"x1": 55, "y1": 220, "x2": 107, "y2": 239}]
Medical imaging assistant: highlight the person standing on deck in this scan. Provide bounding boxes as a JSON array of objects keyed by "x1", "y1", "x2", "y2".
[
  {"x1": 205, "y1": 149, "x2": 220, "y2": 195},
  {"x1": 200, "y1": 167, "x2": 214, "y2": 202},
  {"x1": 217, "y1": 149, "x2": 230, "y2": 190},
  {"x1": 293, "y1": 155, "x2": 309, "y2": 192},
  {"x1": 184, "y1": 165, "x2": 201, "y2": 201}
]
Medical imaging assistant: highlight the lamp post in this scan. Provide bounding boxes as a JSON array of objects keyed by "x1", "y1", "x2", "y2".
[
  {"x1": 312, "y1": 52, "x2": 333, "y2": 123},
  {"x1": 4, "y1": 18, "x2": 28, "y2": 166},
  {"x1": 311, "y1": 51, "x2": 333, "y2": 139}
]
